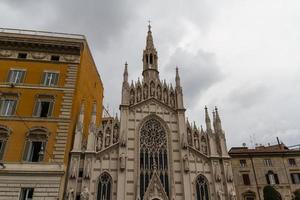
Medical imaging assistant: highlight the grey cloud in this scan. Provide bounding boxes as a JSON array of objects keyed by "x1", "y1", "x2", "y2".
[{"x1": 164, "y1": 48, "x2": 223, "y2": 106}]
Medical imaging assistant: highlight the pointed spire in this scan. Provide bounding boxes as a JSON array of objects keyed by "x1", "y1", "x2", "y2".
[
  {"x1": 215, "y1": 106, "x2": 222, "y2": 132},
  {"x1": 212, "y1": 110, "x2": 216, "y2": 131},
  {"x1": 146, "y1": 22, "x2": 154, "y2": 50},
  {"x1": 73, "y1": 102, "x2": 85, "y2": 151},
  {"x1": 193, "y1": 121, "x2": 197, "y2": 130},
  {"x1": 175, "y1": 67, "x2": 181, "y2": 87},
  {"x1": 123, "y1": 62, "x2": 128, "y2": 83},
  {"x1": 87, "y1": 102, "x2": 97, "y2": 151},
  {"x1": 200, "y1": 125, "x2": 204, "y2": 134},
  {"x1": 205, "y1": 106, "x2": 212, "y2": 132}
]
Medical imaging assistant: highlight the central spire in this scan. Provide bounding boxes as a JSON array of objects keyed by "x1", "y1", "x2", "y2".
[{"x1": 142, "y1": 23, "x2": 159, "y2": 81}]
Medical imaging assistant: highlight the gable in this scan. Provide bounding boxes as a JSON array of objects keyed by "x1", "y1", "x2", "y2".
[
  {"x1": 130, "y1": 97, "x2": 177, "y2": 114},
  {"x1": 143, "y1": 171, "x2": 169, "y2": 200}
]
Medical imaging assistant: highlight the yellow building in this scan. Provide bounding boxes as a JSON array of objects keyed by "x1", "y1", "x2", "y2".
[{"x1": 0, "y1": 28, "x2": 103, "y2": 199}]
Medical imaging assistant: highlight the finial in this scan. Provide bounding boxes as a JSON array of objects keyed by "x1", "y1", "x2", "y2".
[{"x1": 148, "y1": 20, "x2": 151, "y2": 31}]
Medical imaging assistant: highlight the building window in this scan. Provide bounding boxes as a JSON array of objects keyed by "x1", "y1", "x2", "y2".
[
  {"x1": 33, "y1": 95, "x2": 54, "y2": 118},
  {"x1": 195, "y1": 175, "x2": 209, "y2": 200},
  {"x1": 240, "y1": 159, "x2": 247, "y2": 167},
  {"x1": 242, "y1": 174, "x2": 251, "y2": 185},
  {"x1": 264, "y1": 159, "x2": 272, "y2": 166},
  {"x1": 289, "y1": 158, "x2": 297, "y2": 166},
  {"x1": 0, "y1": 125, "x2": 10, "y2": 160},
  {"x1": 18, "y1": 53, "x2": 27, "y2": 59},
  {"x1": 7, "y1": 69, "x2": 26, "y2": 84},
  {"x1": 0, "y1": 94, "x2": 18, "y2": 116},
  {"x1": 42, "y1": 72, "x2": 59, "y2": 86},
  {"x1": 97, "y1": 173, "x2": 112, "y2": 200},
  {"x1": 23, "y1": 127, "x2": 48, "y2": 162},
  {"x1": 139, "y1": 118, "x2": 169, "y2": 199},
  {"x1": 50, "y1": 55, "x2": 60, "y2": 61},
  {"x1": 19, "y1": 188, "x2": 34, "y2": 200},
  {"x1": 266, "y1": 170, "x2": 279, "y2": 185},
  {"x1": 291, "y1": 173, "x2": 300, "y2": 184}
]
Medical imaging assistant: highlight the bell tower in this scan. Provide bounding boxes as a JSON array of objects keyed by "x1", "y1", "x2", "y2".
[{"x1": 142, "y1": 23, "x2": 159, "y2": 81}]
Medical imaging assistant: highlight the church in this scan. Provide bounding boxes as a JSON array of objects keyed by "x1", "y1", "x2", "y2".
[{"x1": 65, "y1": 25, "x2": 236, "y2": 200}]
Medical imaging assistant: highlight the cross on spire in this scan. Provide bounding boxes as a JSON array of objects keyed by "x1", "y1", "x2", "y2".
[{"x1": 148, "y1": 20, "x2": 151, "y2": 31}]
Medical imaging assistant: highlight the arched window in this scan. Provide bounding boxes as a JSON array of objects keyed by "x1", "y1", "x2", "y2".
[
  {"x1": 242, "y1": 191, "x2": 256, "y2": 200},
  {"x1": 0, "y1": 125, "x2": 10, "y2": 160},
  {"x1": 195, "y1": 175, "x2": 209, "y2": 200},
  {"x1": 23, "y1": 127, "x2": 49, "y2": 162},
  {"x1": 97, "y1": 172, "x2": 112, "y2": 200},
  {"x1": 140, "y1": 118, "x2": 169, "y2": 199},
  {"x1": 266, "y1": 170, "x2": 279, "y2": 185}
]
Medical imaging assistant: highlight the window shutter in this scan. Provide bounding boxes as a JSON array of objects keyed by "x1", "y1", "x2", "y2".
[
  {"x1": 33, "y1": 100, "x2": 40, "y2": 117},
  {"x1": 23, "y1": 141, "x2": 31, "y2": 161},
  {"x1": 41, "y1": 72, "x2": 46, "y2": 85},
  {"x1": 53, "y1": 73, "x2": 59, "y2": 86},
  {"x1": 20, "y1": 71, "x2": 25, "y2": 83},
  {"x1": 274, "y1": 174, "x2": 279, "y2": 184},
  {"x1": 11, "y1": 100, "x2": 17, "y2": 115},
  {"x1": 7, "y1": 70, "x2": 12, "y2": 82},
  {"x1": 47, "y1": 101, "x2": 54, "y2": 117},
  {"x1": 266, "y1": 174, "x2": 270, "y2": 184}
]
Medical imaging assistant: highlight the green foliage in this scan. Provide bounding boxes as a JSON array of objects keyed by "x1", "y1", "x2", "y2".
[
  {"x1": 263, "y1": 186, "x2": 282, "y2": 200},
  {"x1": 294, "y1": 190, "x2": 300, "y2": 200}
]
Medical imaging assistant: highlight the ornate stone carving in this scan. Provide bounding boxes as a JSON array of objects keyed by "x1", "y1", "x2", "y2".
[
  {"x1": 70, "y1": 158, "x2": 77, "y2": 178},
  {"x1": 140, "y1": 118, "x2": 167, "y2": 152},
  {"x1": 229, "y1": 189, "x2": 237, "y2": 200},
  {"x1": 80, "y1": 186, "x2": 90, "y2": 200},
  {"x1": 217, "y1": 189, "x2": 224, "y2": 200},
  {"x1": 113, "y1": 124, "x2": 119, "y2": 143},
  {"x1": 214, "y1": 162, "x2": 222, "y2": 182},
  {"x1": 96, "y1": 130, "x2": 103, "y2": 151},
  {"x1": 84, "y1": 158, "x2": 91, "y2": 179},
  {"x1": 0, "y1": 50, "x2": 12, "y2": 57},
  {"x1": 105, "y1": 127, "x2": 111, "y2": 147},
  {"x1": 63, "y1": 55, "x2": 77, "y2": 62},
  {"x1": 67, "y1": 188, "x2": 74, "y2": 200},
  {"x1": 31, "y1": 52, "x2": 46, "y2": 59}
]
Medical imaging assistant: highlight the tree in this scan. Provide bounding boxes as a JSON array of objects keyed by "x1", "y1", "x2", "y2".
[
  {"x1": 294, "y1": 190, "x2": 300, "y2": 200},
  {"x1": 263, "y1": 185, "x2": 282, "y2": 200}
]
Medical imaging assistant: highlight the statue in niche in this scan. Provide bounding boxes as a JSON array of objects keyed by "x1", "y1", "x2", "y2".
[
  {"x1": 84, "y1": 158, "x2": 91, "y2": 179},
  {"x1": 67, "y1": 188, "x2": 74, "y2": 200},
  {"x1": 97, "y1": 131, "x2": 103, "y2": 151},
  {"x1": 163, "y1": 90, "x2": 168, "y2": 104},
  {"x1": 150, "y1": 82, "x2": 155, "y2": 97},
  {"x1": 217, "y1": 189, "x2": 224, "y2": 200},
  {"x1": 130, "y1": 90, "x2": 135, "y2": 105},
  {"x1": 120, "y1": 153, "x2": 126, "y2": 170},
  {"x1": 214, "y1": 163, "x2": 222, "y2": 182},
  {"x1": 143, "y1": 85, "x2": 148, "y2": 99},
  {"x1": 157, "y1": 86, "x2": 162, "y2": 100},
  {"x1": 113, "y1": 125, "x2": 119, "y2": 143},
  {"x1": 105, "y1": 128, "x2": 111, "y2": 147},
  {"x1": 226, "y1": 164, "x2": 233, "y2": 182},
  {"x1": 137, "y1": 87, "x2": 142, "y2": 102},
  {"x1": 80, "y1": 186, "x2": 90, "y2": 200},
  {"x1": 183, "y1": 155, "x2": 189, "y2": 172},
  {"x1": 170, "y1": 94, "x2": 175, "y2": 107},
  {"x1": 230, "y1": 189, "x2": 237, "y2": 200},
  {"x1": 120, "y1": 130, "x2": 126, "y2": 147},
  {"x1": 70, "y1": 158, "x2": 77, "y2": 178},
  {"x1": 181, "y1": 133, "x2": 188, "y2": 149}
]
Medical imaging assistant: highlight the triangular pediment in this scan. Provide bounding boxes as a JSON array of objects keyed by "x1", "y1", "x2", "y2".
[
  {"x1": 130, "y1": 97, "x2": 177, "y2": 113},
  {"x1": 143, "y1": 171, "x2": 169, "y2": 200}
]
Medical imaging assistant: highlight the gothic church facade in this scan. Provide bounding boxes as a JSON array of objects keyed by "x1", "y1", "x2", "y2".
[{"x1": 65, "y1": 26, "x2": 236, "y2": 200}]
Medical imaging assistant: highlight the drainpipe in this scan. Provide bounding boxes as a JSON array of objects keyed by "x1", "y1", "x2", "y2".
[{"x1": 250, "y1": 155, "x2": 261, "y2": 200}]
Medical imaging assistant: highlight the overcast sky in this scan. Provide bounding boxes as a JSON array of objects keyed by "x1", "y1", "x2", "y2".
[{"x1": 1, "y1": 0, "x2": 300, "y2": 148}]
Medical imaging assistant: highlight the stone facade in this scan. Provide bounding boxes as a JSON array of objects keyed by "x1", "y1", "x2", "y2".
[
  {"x1": 0, "y1": 28, "x2": 103, "y2": 199},
  {"x1": 229, "y1": 144, "x2": 300, "y2": 200},
  {"x1": 65, "y1": 25, "x2": 236, "y2": 200}
]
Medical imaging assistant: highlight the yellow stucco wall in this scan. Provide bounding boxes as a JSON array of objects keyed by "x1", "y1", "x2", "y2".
[{"x1": 0, "y1": 43, "x2": 103, "y2": 165}]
